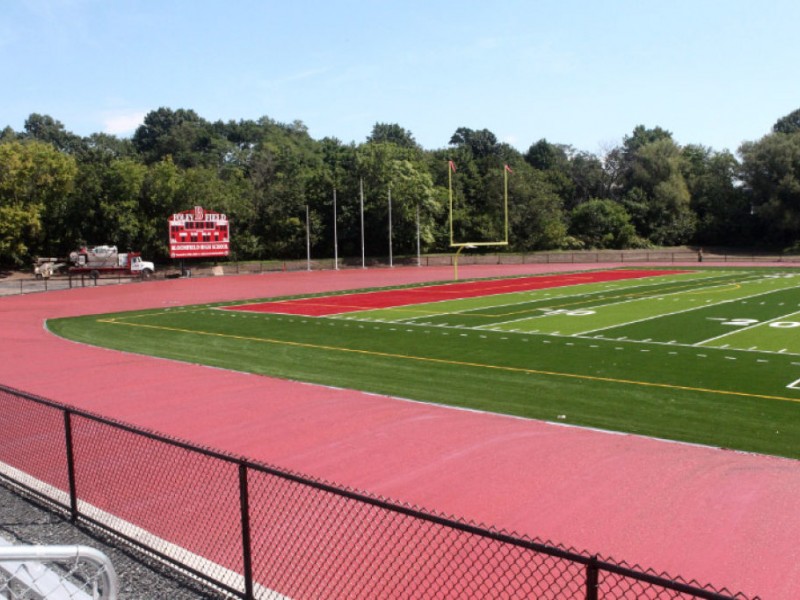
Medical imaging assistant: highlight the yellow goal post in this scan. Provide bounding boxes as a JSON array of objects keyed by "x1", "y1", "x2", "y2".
[{"x1": 448, "y1": 161, "x2": 511, "y2": 280}]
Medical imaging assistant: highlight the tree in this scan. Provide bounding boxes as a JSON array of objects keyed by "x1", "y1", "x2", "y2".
[
  {"x1": 618, "y1": 132, "x2": 696, "y2": 245},
  {"x1": 80, "y1": 133, "x2": 137, "y2": 161},
  {"x1": 506, "y1": 165, "x2": 568, "y2": 251},
  {"x1": 98, "y1": 159, "x2": 147, "y2": 251},
  {"x1": 569, "y1": 151, "x2": 607, "y2": 206},
  {"x1": 355, "y1": 142, "x2": 403, "y2": 256},
  {"x1": 0, "y1": 205, "x2": 41, "y2": 266},
  {"x1": 133, "y1": 107, "x2": 228, "y2": 168},
  {"x1": 138, "y1": 158, "x2": 183, "y2": 258},
  {"x1": 0, "y1": 140, "x2": 77, "y2": 262},
  {"x1": 524, "y1": 139, "x2": 569, "y2": 171},
  {"x1": 367, "y1": 123, "x2": 419, "y2": 149},
  {"x1": 682, "y1": 145, "x2": 750, "y2": 245},
  {"x1": 622, "y1": 125, "x2": 674, "y2": 162},
  {"x1": 773, "y1": 108, "x2": 800, "y2": 135},
  {"x1": 739, "y1": 132, "x2": 800, "y2": 247},
  {"x1": 523, "y1": 139, "x2": 575, "y2": 207},
  {"x1": 386, "y1": 159, "x2": 440, "y2": 255},
  {"x1": 449, "y1": 127, "x2": 499, "y2": 159},
  {"x1": 247, "y1": 122, "x2": 322, "y2": 259},
  {"x1": 0, "y1": 126, "x2": 15, "y2": 143},
  {"x1": 569, "y1": 199, "x2": 637, "y2": 248},
  {"x1": 22, "y1": 114, "x2": 83, "y2": 154},
  {"x1": 524, "y1": 139, "x2": 609, "y2": 211}
]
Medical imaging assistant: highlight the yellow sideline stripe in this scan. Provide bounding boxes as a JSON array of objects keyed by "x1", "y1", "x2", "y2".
[{"x1": 97, "y1": 318, "x2": 800, "y2": 405}]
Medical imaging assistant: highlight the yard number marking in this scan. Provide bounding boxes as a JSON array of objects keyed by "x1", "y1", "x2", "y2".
[{"x1": 713, "y1": 318, "x2": 800, "y2": 329}]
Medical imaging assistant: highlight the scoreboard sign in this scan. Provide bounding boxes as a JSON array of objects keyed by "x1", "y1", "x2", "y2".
[{"x1": 169, "y1": 206, "x2": 230, "y2": 258}]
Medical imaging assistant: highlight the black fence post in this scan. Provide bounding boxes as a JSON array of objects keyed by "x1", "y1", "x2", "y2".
[
  {"x1": 585, "y1": 554, "x2": 599, "y2": 600},
  {"x1": 238, "y1": 463, "x2": 255, "y2": 600},
  {"x1": 63, "y1": 411, "x2": 79, "y2": 523}
]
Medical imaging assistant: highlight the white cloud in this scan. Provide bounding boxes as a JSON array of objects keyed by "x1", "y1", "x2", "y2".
[
  {"x1": 102, "y1": 111, "x2": 146, "y2": 135},
  {"x1": 502, "y1": 133, "x2": 519, "y2": 147}
]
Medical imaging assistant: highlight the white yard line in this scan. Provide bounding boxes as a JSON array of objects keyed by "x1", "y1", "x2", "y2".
[{"x1": 573, "y1": 279, "x2": 799, "y2": 337}]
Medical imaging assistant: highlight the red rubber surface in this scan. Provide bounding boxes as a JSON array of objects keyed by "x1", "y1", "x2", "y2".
[
  {"x1": 226, "y1": 269, "x2": 688, "y2": 315},
  {"x1": 2, "y1": 263, "x2": 799, "y2": 598}
]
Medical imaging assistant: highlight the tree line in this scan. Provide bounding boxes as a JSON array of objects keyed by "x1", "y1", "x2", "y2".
[{"x1": 2, "y1": 107, "x2": 800, "y2": 267}]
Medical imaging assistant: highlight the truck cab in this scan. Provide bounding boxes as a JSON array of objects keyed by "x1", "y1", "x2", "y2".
[{"x1": 129, "y1": 255, "x2": 155, "y2": 279}]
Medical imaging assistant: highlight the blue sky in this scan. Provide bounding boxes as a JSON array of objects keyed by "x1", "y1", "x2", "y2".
[{"x1": 3, "y1": 0, "x2": 799, "y2": 155}]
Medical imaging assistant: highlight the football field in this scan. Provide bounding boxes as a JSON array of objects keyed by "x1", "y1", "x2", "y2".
[{"x1": 49, "y1": 267, "x2": 800, "y2": 459}]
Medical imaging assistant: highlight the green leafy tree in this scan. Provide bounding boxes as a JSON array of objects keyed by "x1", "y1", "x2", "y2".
[
  {"x1": 367, "y1": 123, "x2": 419, "y2": 149},
  {"x1": 739, "y1": 131, "x2": 800, "y2": 247},
  {"x1": 682, "y1": 145, "x2": 751, "y2": 245},
  {"x1": 445, "y1": 128, "x2": 509, "y2": 244},
  {"x1": 621, "y1": 125, "x2": 674, "y2": 162},
  {"x1": 387, "y1": 159, "x2": 440, "y2": 255},
  {"x1": 569, "y1": 199, "x2": 637, "y2": 248},
  {"x1": 0, "y1": 140, "x2": 77, "y2": 263},
  {"x1": 569, "y1": 151, "x2": 607, "y2": 206},
  {"x1": 80, "y1": 133, "x2": 137, "y2": 161},
  {"x1": 0, "y1": 126, "x2": 16, "y2": 143},
  {"x1": 176, "y1": 165, "x2": 256, "y2": 259},
  {"x1": 22, "y1": 114, "x2": 83, "y2": 154},
  {"x1": 355, "y1": 141, "x2": 402, "y2": 257},
  {"x1": 0, "y1": 205, "x2": 41, "y2": 265},
  {"x1": 133, "y1": 107, "x2": 229, "y2": 168},
  {"x1": 773, "y1": 107, "x2": 800, "y2": 135},
  {"x1": 619, "y1": 131, "x2": 696, "y2": 245},
  {"x1": 449, "y1": 127, "x2": 499, "y2": 159},
  {"x1": 524, "y1": 139, "x2": 574, "y2": 207},
  {"x1": 99, "y1": 159, "x2": 147, "y2": 251},
  {"x1": 506, "y1": 165, "x2": 568, "y2": 250},
  {"x1": 138, "y1": 158, "x2": 183, "y2": 258},
  {"x1": 247, "y1": 120, "x2": 322, "y2": 259}
]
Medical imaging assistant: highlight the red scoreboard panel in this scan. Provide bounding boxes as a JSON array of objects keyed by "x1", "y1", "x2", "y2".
[{"x1": 169, "y1": 206, "x2": 230, "y2": 258}]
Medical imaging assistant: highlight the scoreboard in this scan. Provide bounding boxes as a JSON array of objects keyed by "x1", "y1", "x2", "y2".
[{"x1": 169, "y1": 206, "x2": 230, "y2": 258}]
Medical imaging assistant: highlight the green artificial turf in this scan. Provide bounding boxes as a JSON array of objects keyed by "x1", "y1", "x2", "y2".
[{"x1": 47, "y1": 268, "x2": 800, "y2": 459}]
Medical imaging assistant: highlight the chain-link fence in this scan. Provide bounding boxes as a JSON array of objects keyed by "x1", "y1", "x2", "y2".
[
  {"x1": 0, "y1": 385, "x2": 756, "y2": 599},
  {"x1": 0, "y1": 543, "x2": 118, "y2": 599},
  {"x1": 3, "y1": 248, "x2": 799, "y2": 296}
]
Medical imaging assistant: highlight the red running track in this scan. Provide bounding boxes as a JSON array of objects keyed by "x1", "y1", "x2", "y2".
[{"x1": 1, "y1": 263, "x2": 799, "y2": 598}]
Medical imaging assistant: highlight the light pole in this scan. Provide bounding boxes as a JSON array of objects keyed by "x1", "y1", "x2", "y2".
[
  {"x1": 416, "y1": 203, "x2": 421, "y2": 267},
  {"x1": 388, "y1": 183, "x2": 393, "y2": 268},
  {"x1": 360, "y1": 178, "x2": 366, "y2": 268},
  {"x1": 333, "y1": 186, "x2": 339, "y2": 270},
  {"x1": 305, "y1": 205, "x2": 311, "y2": 271}
]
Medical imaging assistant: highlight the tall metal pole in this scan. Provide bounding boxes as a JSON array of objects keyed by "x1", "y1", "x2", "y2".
[
  {"x1": 359, "y1": 178, "x2": 366, "y2": 269},
  {"x1": 388, "y1": 184, "x2": 393, "y2": 268},
  {"x1": 504, "y1": 166, "x2": 510, "y2": 244},
  {"x1": 305, "y1": 204, "x2": 311, "y2": 271},
  {"x1": 333, "y1": 186, "x2": 339, "y2": 270},
  {"x1": 416, "y1": 203, "x2": 421, "y2": 267},
  {"x1": 448, "y1": 161, "x2": 454, "y2": 246}
]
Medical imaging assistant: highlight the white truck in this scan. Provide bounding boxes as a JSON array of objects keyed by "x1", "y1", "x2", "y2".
[{"x1": 35, "y1": 245, "x2": 155, "y2": 280}]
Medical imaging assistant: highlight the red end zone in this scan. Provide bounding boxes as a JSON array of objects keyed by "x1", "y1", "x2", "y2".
[{"x1": 224, "y1": 269, "x2": 689, "y2": 316}]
